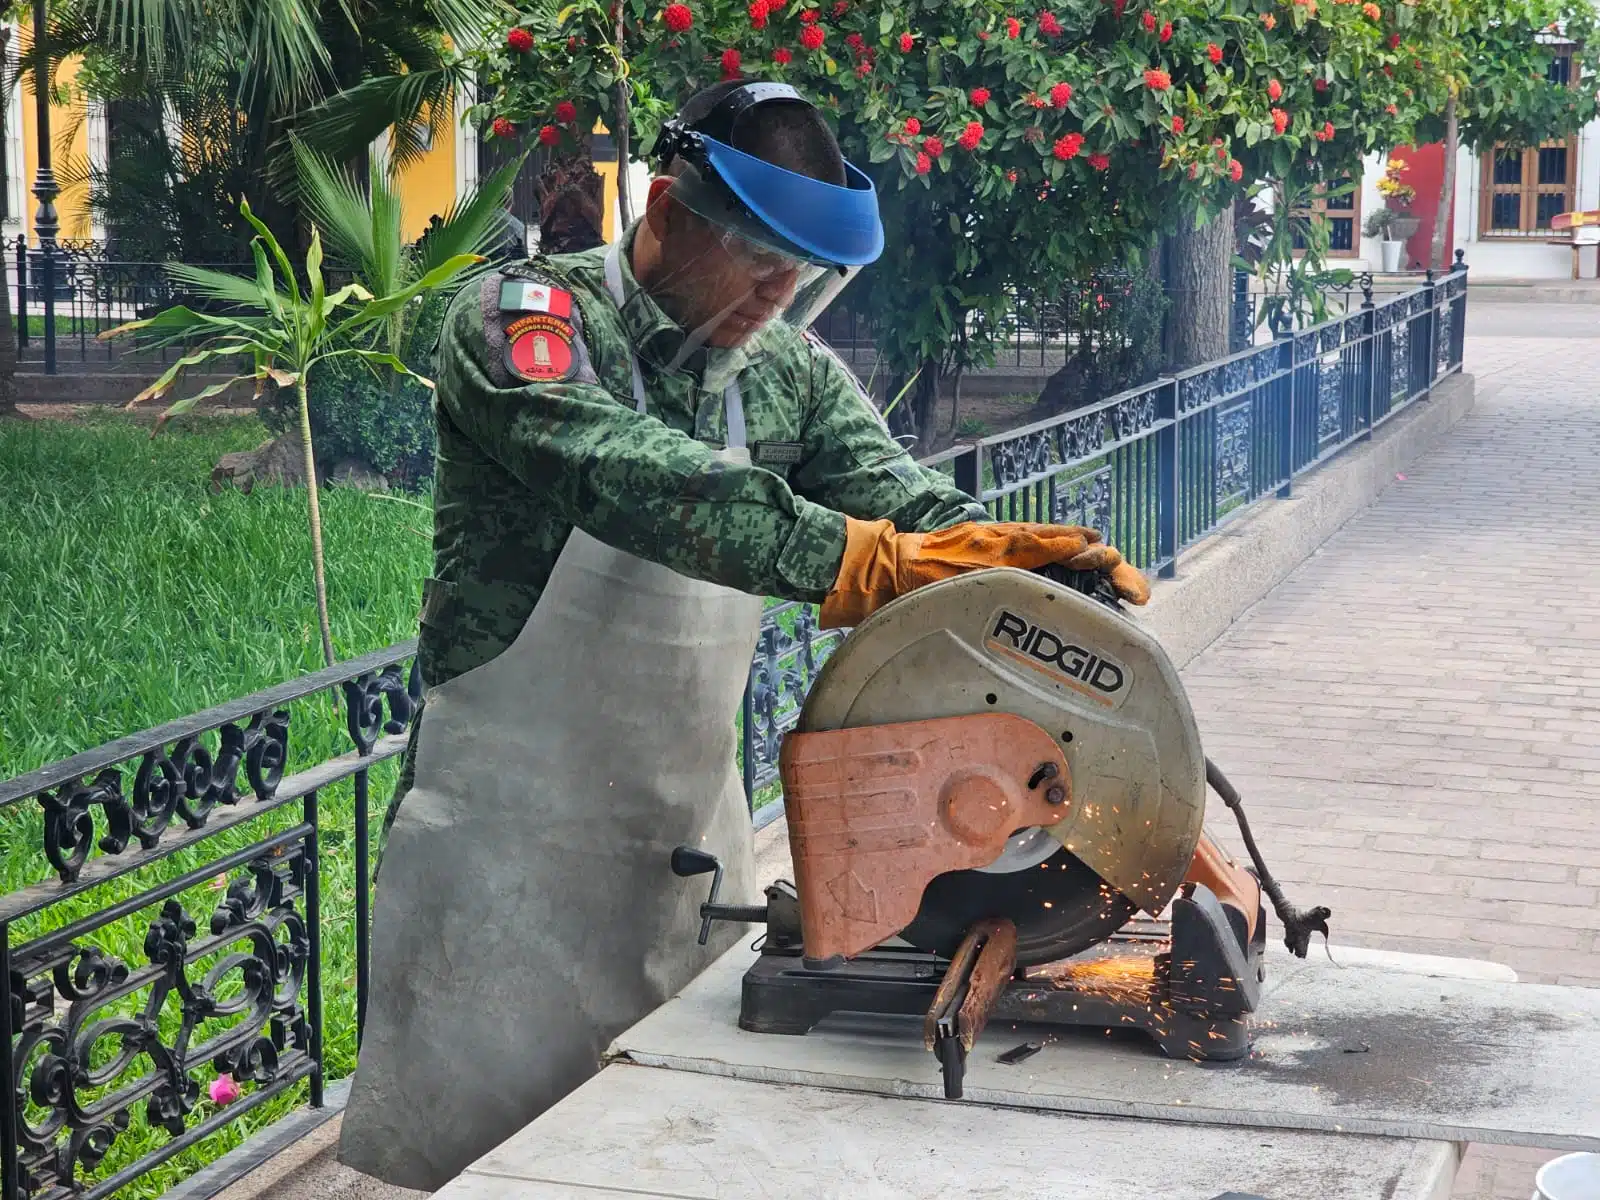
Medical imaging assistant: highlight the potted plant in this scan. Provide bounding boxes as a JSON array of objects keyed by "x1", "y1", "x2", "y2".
[
  {"x1": 1365, "y1": 208, "x2": 1405, "y2": 272},
  {"x1": 1375, "y1": 156, "x2": 1421, "y2": 268}
]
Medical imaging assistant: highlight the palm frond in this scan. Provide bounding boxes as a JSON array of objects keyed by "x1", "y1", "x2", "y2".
[
  {"x1": 290, "y1": 137, "x2": 382, "y2": 282},
  {"x1": 285, "y1": 66, "x2": 467, "y2": 176},
  {"x1": 415, "y1": 153, "x2": 523, "y2": 275}
]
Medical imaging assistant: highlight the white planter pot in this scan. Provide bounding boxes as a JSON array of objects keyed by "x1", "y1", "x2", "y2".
[{"x1": 1380, "y1": 239, "x2": 1404, "y2": 272}]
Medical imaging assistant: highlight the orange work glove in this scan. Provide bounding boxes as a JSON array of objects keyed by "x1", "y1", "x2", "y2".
[{"x1": 819, "y1": 517, "x2": 1150, "y2": 629}]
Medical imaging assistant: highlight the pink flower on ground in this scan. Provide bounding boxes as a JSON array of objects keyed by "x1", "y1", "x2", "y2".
[{"x1": 210, "y1": 1075, "x2": 240, "y2": 1105}]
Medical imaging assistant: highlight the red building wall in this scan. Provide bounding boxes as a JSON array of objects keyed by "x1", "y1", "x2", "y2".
[{"x1": 1388, "y1": 143, "x2": 1455, "y2": 269}]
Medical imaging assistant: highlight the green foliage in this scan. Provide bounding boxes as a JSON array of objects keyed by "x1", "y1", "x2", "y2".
[
  {"x1": 293, "y1": 288, "x2": 454, "y2": 490},
  {"x1": 466, "y1": 0, "x2": 1576, "y2": 409}
]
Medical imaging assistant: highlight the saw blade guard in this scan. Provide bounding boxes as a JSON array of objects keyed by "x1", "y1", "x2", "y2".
[{"x1": 795, "y1": 567, "x2": 1207, "y2": 918}]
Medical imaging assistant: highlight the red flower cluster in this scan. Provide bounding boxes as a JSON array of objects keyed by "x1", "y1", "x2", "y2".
[
  {"x1": 1207, "y1": 41, "x2": 1222, "y2": 63},
  {"x1": 1313, "y1": 120, "x2": 1335, "y2": 141},
  {"x1": 799, "y1": 7, "x2": 820, "y2": 20},
  {"x1": 1267, "y1": 78, "x2": 1282, "y2": 101},
  {"x1": 903, "y1": 116, "x2": 921, "y2": 135},
  {"x1": 1260, "y1": 12, "x2": 1275, "y2": 27},
  {"x1": 1006, "y1": 168, "x2": 1018, "y2": 182},
  {"x1": 554, "y1": 100, "x2": 577, "y2": 123},
  {"x1": 958, "y1": 121, "x2": 984, "y2": 150},
  {"x1": 1159, "y1": 21, "x2": 1172, "y2": 41},
  {"x1": 1270, "y1": 107, "x2": 1288, "y2": 134},
  {"x1": 916, "y1": 152, "x2": 932, "y2": 174},
  {"x1": 1141, "y1": 10, "x2": 1156, "y2": 31},
  {"x1": 748, "y1": 0, "x2": 768, "y2": 27},
  {"x1": 899, "y1": 31, "x2": 914, "y2": 50},
  {"x1": 506, "y1": 27, "x2": 533, "y2": 52},
  {"x1": 1228, "y1": 158, "x2": 1243, "y2": 181},
  {"x1": 1006, "y1": 16, "x2": 1022, "y2": 36},
  {"x1": 801, "y1": 23, "x2": 825, "y2": 48},
  {"x1": 721, "y1": 47, "x2": 742, "y2": 77},
  {"x1": 1171, "y1": 115, "x2": 1185, "y2": 132},
  {"x1": 539, "y1": 125, "x2": 561, "y2": 146},
  {"x1": 970, "y1": 87, "x2": 991, "y2": 105},
  {"x1": 491, "y1": 117, "x2": 515, "y2": 138},
  {"x1": 1053, "y1": 131, "x2": 1084, "y2": 159},
  {"x1": 834, "y1": 0, "x2": 847, "y2": 13},
  {"x1": 1362, "y1": 2, "x2": 1380, "y2": 16},
  {"x1": 1385, "y1": 101, "x2": 1398, "y2": 114},
  {"x1": 1088, "y1": 152, "x2": 1110, "y2": 170},
  {"x1": 1143, "y1": 68, "x2": 1171, "y2": 90},
  {"x1": 1049, "y1": 82, "x2": 1074, "y2": 108},
  {"x1": 846, "y1": 31, "x2": 864, "y2": 48},
  {"x1": 1039, "y1": 10, "x2": 1061, "y2": 35},
  {"x1": 923, "y1": 135, "x2": 945, "y2": 157},
  {"x1": 1314, "y1": 77, "x2": 1329, "y2": 92},
  {"x1": 773, "y1": 45, "x2": 793, "y2": 63},
  {"x1": 1389, "y1": 32, "x2": 1401, "y2": 46},
  {"x1": 662, "y1": 2, "x2": 692, "y2": 31}
]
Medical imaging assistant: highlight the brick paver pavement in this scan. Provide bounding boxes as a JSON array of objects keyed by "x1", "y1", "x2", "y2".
[{"x1": 1184, "y1": 315, "x2": 1600, "y2": 1200}]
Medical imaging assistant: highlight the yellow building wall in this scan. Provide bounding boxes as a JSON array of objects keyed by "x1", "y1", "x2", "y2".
[{"x1": 18, "y1": 53, "x2": 94, "y2": 243}]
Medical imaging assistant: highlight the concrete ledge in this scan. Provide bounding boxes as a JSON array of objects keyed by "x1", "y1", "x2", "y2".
[{"x1": 1139, "y1": 370, "x2": 1476, "y2": 670}]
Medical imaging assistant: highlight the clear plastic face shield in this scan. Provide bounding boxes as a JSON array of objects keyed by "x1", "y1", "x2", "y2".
[{"x1": 631, "y1": 85, "x2": 885, "y2": 370}]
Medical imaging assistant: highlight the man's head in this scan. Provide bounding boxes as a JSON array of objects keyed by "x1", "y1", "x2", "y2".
[{"x1": 632, "y1": 80, "x2": 859, "y2": 351}]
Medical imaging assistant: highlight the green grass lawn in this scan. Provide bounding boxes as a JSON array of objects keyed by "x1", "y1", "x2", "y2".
[{"x1": 0, "y1": 409, "x2": 431, "y2": 1200}]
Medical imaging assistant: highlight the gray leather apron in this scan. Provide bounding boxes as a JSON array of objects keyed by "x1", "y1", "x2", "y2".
[{"x1": 338, "y1": 244, "x2": 764, "y2": 1191}]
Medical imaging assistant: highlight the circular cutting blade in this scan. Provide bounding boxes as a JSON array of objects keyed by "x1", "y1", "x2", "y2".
[{"x1": 899, "y1": 845, "x2": 1138, "y2": 967}]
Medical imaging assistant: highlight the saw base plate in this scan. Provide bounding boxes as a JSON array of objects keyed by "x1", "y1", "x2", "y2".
[{"x1": 739, "y1": 896, "x2": 1265, "y2": 1070}]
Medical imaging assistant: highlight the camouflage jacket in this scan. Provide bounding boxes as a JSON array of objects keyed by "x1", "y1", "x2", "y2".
[{"x1": 416, "y1": 228, "x2": 986, "y2": 690}]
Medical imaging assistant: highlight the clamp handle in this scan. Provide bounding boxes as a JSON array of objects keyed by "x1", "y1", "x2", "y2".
[{"x1": 670, "y1": 845, "x2": 767, "y2": 945}]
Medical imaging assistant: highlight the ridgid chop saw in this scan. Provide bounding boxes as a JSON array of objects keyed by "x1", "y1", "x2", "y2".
[{"x1": 671, "y1": 564, "x2": 1330, "y2": 1098}]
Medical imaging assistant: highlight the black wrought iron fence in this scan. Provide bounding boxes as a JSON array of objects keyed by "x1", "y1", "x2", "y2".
[{"x1": 0, "y1": 262, "x2": 1467, "y2": 1200}]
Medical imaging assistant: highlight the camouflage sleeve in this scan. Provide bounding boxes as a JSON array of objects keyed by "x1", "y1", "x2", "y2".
[
  {"x1": 434, "y1": 277, "x2": 849, "y2": 602},
  {"x1": 786, "y1": 337, "x2": 991, "y2": 532}
]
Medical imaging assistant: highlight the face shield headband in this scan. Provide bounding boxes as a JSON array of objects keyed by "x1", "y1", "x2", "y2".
[{"x1": 628, "y1": 84, "x2": 884, "y2": 368}]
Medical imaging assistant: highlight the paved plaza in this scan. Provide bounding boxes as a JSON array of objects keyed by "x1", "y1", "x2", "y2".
[{"x1": 1186, "y1": 301, "x2": 1600, "y2": 1199}]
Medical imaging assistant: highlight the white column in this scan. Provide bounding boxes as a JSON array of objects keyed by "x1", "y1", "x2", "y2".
[
  {"x1": 86, "y1": 99, "x2": 108, "y2": 241},
  {"x1": 3, "y1": 23, "x2": 24, "y2": 240},
  {"x1": 454, "y1": 76, "x2": 478, "y2": 201}
]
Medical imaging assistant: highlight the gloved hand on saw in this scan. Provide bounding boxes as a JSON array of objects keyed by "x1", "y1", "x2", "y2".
[{"x1": 819, "y1": 516, "x2": 1151, "y2": 629}]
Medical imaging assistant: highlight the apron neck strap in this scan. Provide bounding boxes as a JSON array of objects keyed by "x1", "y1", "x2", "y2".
[{"x1": 603, "y1": 240, "x2": 747, "y2": 451}]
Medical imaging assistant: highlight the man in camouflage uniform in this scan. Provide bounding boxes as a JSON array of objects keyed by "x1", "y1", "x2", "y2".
[{"x1": 341, "y1": 78, "x2": 1147, "y2": 1191}]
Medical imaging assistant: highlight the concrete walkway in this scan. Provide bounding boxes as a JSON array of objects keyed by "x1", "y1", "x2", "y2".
[
  {"x1": 227, "y1": 305, "x2": 1599, "y2": 1200},
  {"x1": 1187, "y1": 303, "x2": 1600, "y2": 1199}
]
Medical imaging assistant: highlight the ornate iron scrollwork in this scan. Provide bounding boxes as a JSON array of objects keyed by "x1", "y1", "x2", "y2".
[
  {"x1": 1215, "y1": 401, "x2": 1252, "y2": 510},
  {"x1": 989, "y1": 430, "x2": 1053, "y2": 490},
  {"x1": 33, "y1": 708, "x2": 293, "y2": 884},
  {"x1": 10, "y1": 848, "x2": 313, "y2": 1200},
  {"x1": 343, "y1": 660, "x2": 423, "y2": 755}
]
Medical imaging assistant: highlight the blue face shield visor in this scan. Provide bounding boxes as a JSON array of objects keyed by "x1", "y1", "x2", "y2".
[{"x1": 641, "y1": 118, "x2": 884, "y2": 357}]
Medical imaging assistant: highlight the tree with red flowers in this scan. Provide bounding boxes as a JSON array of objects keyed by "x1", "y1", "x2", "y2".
[{"x1": 467, "y1": 0, "x2": 1597, "y2": 441}]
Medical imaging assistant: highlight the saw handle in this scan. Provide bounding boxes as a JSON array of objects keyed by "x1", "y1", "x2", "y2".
[{"x1": 670, "y1": 846, "x2": 768, "y2": 945}]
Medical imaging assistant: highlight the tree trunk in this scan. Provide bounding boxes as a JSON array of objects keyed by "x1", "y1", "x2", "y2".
[
  {"x1": 296, "y1": 376, "x2": 336, "y2": 669},
  {"x1": 613, "y1": 6, "x2": 633, "y2": 229},
  {"x1": 536, "y1": 141, "x2": 607, "y2": 255},
  {"x1": 885, "y1": 358, "x2": 941, "y2": 447},
  {"x1": 1431, "y1": 94, "x2": 1459, "y2": 271},
  {"x1": 1163, "y1": 207, "x2": 1235, "y2": 371}
]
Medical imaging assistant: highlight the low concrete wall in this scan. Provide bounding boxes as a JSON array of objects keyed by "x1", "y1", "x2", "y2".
[{"x1": 754, "y1": 368, "x2": 1477, "y2": 879}]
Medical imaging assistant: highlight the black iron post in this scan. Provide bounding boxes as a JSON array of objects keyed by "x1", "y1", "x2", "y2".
[{"x1": 30, "y1": 0, "x2": 58, "y2": 375}]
